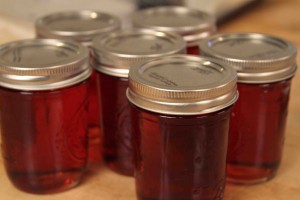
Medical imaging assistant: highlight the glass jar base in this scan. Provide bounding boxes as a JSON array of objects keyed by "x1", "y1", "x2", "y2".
[
  {"x1": 226, "y1": 163, "x2": 278, "y2": 185},
  {"x1": 104, "y1": 157, "x2": 134, "y2": 177},
  {"x1": 137, "y1": 193, "x2": 221, "y2": 200},
  {"x1": 137, "y1": 195, "x2": 161, "y2": 200},
  {"x1": 87, "y1": 126, "x2": 102, "y2": 164},
  {"x1": 137, "y1": 195, "x2": 164, "y2": 200},
  {"x1": 7, "y1": 170, "x2": 83, "y2": 194}
]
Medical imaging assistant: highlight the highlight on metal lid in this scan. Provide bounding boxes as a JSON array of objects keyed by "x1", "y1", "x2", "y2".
[
  {"x1": 132, "y1": 6, "x2": 217, "y2": 46},
  {"x1": 35, "y1": 10, "x2": 121, "y2": 45},
  {"x1": 199, "y1": 33, "x2": 298, "y2": 83},
  {"x1": 92, "y1": 28, "x2": 186, "y2": 77},
  {"x1": 0, "y1": 39, "x2": 91, "y2": 90},
  {"x1": 127, "y1": 55, "x2": 238, "y2": 115}
]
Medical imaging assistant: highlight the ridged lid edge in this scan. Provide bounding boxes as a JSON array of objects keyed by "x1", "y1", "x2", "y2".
[
  {"x1": 127, "y1": 55, "x2": 238, "y2": 115},
  {"x1": 35, "y1": 10, "x2": 121, "y2": 43},
  {"x1": 199, "y1": 33, "x2": 298, "y2": 83}
]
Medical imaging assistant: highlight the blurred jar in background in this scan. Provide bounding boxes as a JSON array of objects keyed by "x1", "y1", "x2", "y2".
[
  {"x1": 200, "y1": 33, "x2": 298, "y2": 184},
  {"x1": 136, "y1": 0, "x2": 182, "y2": 9},
  {"x1": 127, "y1": 55, "x2": 238, "y2": 200},
  {"x1": 0, "y1": 39, "x2": 91, "y2": 193},
  {"x1": 92, "y1": 29, "x2": 185, "y2": 176},
  {"x1": 35, "y1": 10, "x2": 121, "y2": 163},
  {"x1": 132, "y1": 6, "x2": 216, "y2": 55}
]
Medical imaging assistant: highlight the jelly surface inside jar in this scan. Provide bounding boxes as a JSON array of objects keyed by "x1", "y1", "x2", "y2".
[
  {"x1": 97, "y1": 72, "x2": 134, "y2": 176},
  {"x1": 227, "y1": 79, "x2": 292, "y2": 184},
  {"x1": 0, "y1": 80, "x2": 89, "y2": 194},
  {"x1": 131, "y1": 105, "x2": 232, "y2": 200}
]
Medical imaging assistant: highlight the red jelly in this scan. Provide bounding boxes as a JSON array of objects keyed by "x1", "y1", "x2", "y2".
[
  {"x1": 0, "y1": 39, "x2": 91, "y2": 193},
  {"x1": 132, "y1": 6, "x2": 216, "y2": 55},
  {"x1": 200, "y1": 33, "x2": 297, "y2": 184},
  {"x1": 187, "y1": 45, "x2": 200, "y2": 55},
  {"x1": 35, "y1": 10, "x2": 121, "y2": 163},
  {"x1": 127, "y1": 55, "x2": 238, "y2": 200},
  {"x1": 227, "y1": 80, "x2": 292, "y2": 183},
  {"x1": 97, "y1": 73, "x2": 132, "y2": 175},
  {"x1": 92, "y1": 29, "x2": 185, "y2": 176}
]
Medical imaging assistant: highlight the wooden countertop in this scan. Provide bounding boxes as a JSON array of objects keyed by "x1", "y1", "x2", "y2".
[{"x1": 1, "y1": 0, "x2": 300, "y2": 199}]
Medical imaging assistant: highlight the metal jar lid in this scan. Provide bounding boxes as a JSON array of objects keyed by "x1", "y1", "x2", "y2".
[
  {"x1": 199, "y1": 33, "x2": 298, "y2": 83},
  {"x1": 127, "y1": 55, "x2": 238, "y2": 115},
  {"x1": 132, "y1": 6, "x2": 217, "y2": 46},
  {"x1": 0, "y1": 39, "x2": 91, "y2": 91},
  {"x1": 35, "y1": 10, "x2": 121, "y2": 46},
  {"x1": 92, "y1": 29, "x2": 186, "y2": 78}
]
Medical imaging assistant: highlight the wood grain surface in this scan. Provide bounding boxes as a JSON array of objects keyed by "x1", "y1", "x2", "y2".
[{"x1": 0, "y1": 0, "x2": 300, "y2": 199}]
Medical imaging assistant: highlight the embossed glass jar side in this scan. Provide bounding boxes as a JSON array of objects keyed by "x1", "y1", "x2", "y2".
[
  {"x1": 35, "y1": 10, "x2": 121, "y2": 163},
  {"x1": 127, "y1": 55, "x2": 238, "y2": 200},
  {"x1": 92, "y1": 29, "x2": 186, "y2": 176},
  {"x1": 199, "y1": 33, "x2": 297, "y2": 184},
  {"x1": 97, "y1": 73, "x2": 132, "y2": 175},
  {"x1": 227, "y1": 80, "x2": 291, "y2": 184},
  {"x1": 0, "y1": 82, "x2": 89, "y2": 194},
  {"x1": 132, "y1": 6, "x2": 216, "y2": 55},
  {"x1": 0, "y1": 39, "x2": 91, "y2": 193},
  {"x1": 131, "y1": 106, "x2": 231, "y2": 200}
]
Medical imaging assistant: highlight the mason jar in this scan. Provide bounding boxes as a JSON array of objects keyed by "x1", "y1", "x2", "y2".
[
  {"x1": 92, "y1": 29, "x2": 185, "y2": 176},
  {"x1": 132, "y1": 6, "x2": 216, "y2": 55},
  {"x1": 200, "y1": 33, "x2": 297, "y2": 184},
  {"x1": 35, "y1": 10, "x2": 121, "y2": 163},
  {"x1": 127, "y1": 55, "x2": 238, "y2": 200},
  {"x1": 0, "y1": 39, "x2": 91, "y2": 193}
]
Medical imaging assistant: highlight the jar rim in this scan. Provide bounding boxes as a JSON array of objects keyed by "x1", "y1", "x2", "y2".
[
  {"x1": 92, "y1": 28, "x2": 186, "y2": 77},
  {"x1": 132, "y1": 6, "x2": 217, "y2": 44},
  {"x1": 0, "y1": 39, "x2": 91, "y2": 90},
  {"x1": 199, "y1": 33, "x2": 298, "y2": 83},
  {"x1": 127, "y1": 55, "x2": 238, "y2": 115},
  {"x1": 35, "y1": 10, "x2": 121, "y2": 43}
]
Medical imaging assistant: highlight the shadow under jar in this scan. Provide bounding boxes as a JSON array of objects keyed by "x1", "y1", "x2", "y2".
[
  {"x1": 91, "y1": 29, "x2": 186, "y2": 176},
  {"x1": 127, "y1": 55, "x2": 238, "y2": 200},
  {"x1": 35, "y1": 10, "x2": 121, "y2": 163},
  {"x1": 200, "y1": 33, "x2": 298, "y2": 184},
  {"x1": 0, "y1": 39, "x2": 91, "y2": 194},
  {"x1": 132, "y1": 6, "x2": 216, "y2": 55}
]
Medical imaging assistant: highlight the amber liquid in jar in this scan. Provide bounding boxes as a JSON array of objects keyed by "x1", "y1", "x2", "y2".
[
  {"x1": 227, "y1": 80, "x2": 291, "y2": 184},
  {"x1": 131, "y1": 106, "x2": 232, "y2": 200},
  {"x1": 0, "y1": 81, "x2": 89, "y2": 194},
  {"x1": 97, "y1": 72, "x2": 134, "y2": 176}
]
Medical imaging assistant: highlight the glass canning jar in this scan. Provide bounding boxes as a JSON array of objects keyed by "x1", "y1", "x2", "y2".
[
  {"x1": 127, "y1": 55, "x2": 238, "y2": 200},
  {"x1": 0, "y1": 39, "x2": 91, "y2": 193},
  {"x1": 200, "y1": 33, "x2": 298, "y2": 184},
  {"x1": 35, "y1": 10, "x2": 121, "y2": 163},
  {"x1": 132, "y1": 6, "x2": 216, "y2": 55},
  {"x1": 35, "y1": 10, "x2": 121, "y2": 46},
  {"x1": 91, "y1": 29, "x2": 186, "y2": 176}
]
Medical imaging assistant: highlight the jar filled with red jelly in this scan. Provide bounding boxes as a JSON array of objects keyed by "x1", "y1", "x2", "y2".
[
  {"x1": 35, "y1": 10, "x2": 121, "y2": 163},
  {"x1": 91, "y1": 29, "x2": 185, "y2": 176},
  {"x1": 127, "y1": 55, "x2": 238, "y2": 200},
  {"x1": 0, "y1": 39, "x2": 91, "y2": 193},
  {"x1": 132, "y1": 6, "x2": 216, "y2": 55},
  {"x1": 200, "y1": 33, "x2": 298, "y2": 184}
]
